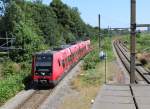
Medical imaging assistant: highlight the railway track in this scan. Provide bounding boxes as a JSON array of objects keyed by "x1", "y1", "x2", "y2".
[
  {"x1": 113, "y1": 40, "x2": 150, "y2": 84},
  {"x1": 15, "y1": 87, "x2": 55, "y2": 109},
  {"x1": 13, "y1": 60, "x2": 84, "y2": 109},
  {"x1": 0, "y1": 61, "x2": 83, "y2": 109}
]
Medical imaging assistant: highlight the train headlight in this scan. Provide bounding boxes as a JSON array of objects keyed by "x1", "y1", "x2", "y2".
[
  {"x1": 35, "y1": 72, "x2": 38, "y2": 75},
  {"x1": 41, "y1": 72, "x2": 46, "y2": 76}
]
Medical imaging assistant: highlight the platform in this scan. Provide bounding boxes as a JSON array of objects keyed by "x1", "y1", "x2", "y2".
[
  {"x1": 92, "y1": 84, "x2": 150, "y2": 109},
  {"x1": 132, "y1": 85, "x2": 150, "y2": 109}
]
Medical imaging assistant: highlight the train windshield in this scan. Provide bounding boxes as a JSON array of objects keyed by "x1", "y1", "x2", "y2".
[
  {"x1": 35, "y1": 55, "x2": 52, "y2": 71},
  {"x1": 36, "y1": 55, "x2": 52, "y2": 63}
]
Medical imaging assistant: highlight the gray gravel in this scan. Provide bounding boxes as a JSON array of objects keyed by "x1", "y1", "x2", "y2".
[
  {"x1": 112, "y1": 41, "x2": 130, "y2": 84},
  {"x1": 0, "y1": 90, "x2": 35, "y2": 109},
  {"x1": 1, "y1": 61, "x2": 83, "y2": 109},
  {"x1": 38, "y1": 61, "x2": 83, "y2": 109}
]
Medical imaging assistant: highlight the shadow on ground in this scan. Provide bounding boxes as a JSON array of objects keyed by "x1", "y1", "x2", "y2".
[{"x1": 22, "y1": 75, "x2": 54, "y2": 90}]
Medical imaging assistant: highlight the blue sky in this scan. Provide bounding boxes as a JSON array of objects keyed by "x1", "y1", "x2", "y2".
[{"x1": 43, "y1": 0, "x2": 150, "y2": 28}]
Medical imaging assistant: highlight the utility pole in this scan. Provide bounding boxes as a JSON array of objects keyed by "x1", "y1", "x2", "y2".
[
  {"x1": 109, "y1": 27, "x2": 111, "y2": 37},
  {"x1": 107, "y1": 26, "x2": 109, "y2": 34},
  {"x1": 130, "y1": 0, "x2": 136, "y2": 84},
  {"x1": 98, "y1": 14, "x2": 101, "y2": 51}
]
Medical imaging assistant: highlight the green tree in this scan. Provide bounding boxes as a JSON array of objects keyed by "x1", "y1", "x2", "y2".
[{"x1": 0, "y1": 0, "x2": 96, "y2": 62}]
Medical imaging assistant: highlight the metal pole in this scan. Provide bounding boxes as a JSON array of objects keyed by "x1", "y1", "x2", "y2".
[
  {"x1": 105, "y1": 55, "x2": 107, "y2": 84},
  {"x1": 11, "y1": 34, "x2": 13, "y2": 48},
  {"x1": 130, "y1": 0, "x2": 136, "y2": 84},
  {"x1": 108, "y1": 26, "x2": 109, "y2": 37},
  {"x1": 6, "y1": 32, "x2": 8, "y2": 48},
  {"x1": 108, "y1": 26, "x2": 112, "y2": 37},
  {"x1": 98, "y1": 14, "x2": 101, "y2": 51},
  {"x1": 6, "y1": 32, "x2": 9, "y2": 57}
]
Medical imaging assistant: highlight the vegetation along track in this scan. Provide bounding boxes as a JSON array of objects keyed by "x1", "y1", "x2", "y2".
[
  {"x1": 113, "y1": 40, "x2": 150, "y2": 84},
  {"x1": 15, "y1": 88, "x2": 54, "y2": 109},
  {"x1": 15, "y1": 58, "x2": 84, "y2": 109}
]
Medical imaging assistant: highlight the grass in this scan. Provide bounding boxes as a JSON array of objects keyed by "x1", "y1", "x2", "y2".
[
  {"x1": 121, "y1": 33, "x2": 150, "y2": 69},
  {"x1": 71, "y1": 61, "x2": 116, "y2": 89},
  {"x1": 78, "y1": 36, "x2": 115, "y2": 86},
  {"x1": 71, "y1": 36, "x2": 116, "y2": 93},
  {"x1": 0, "y1": 64, "x2": 2, "y2": 79},
  {"x1": 64, "y1": 36, "x2": 118, "y2": 109},
  {"x1": 0, "y1": 61, "x2": 31, "y2": 105},
  {"x1": 0, "y1": 36, "x2": 116, "y2": 106},
  {"x1": 0, "y1": 74, "x2": 25, "y2": 105},
  {"x1": 121, "y1": 33, "x2": 150, "y2": 52},
  {"x1": 136, "y1": 34, "x2": 150, "y2": 52},
  {"x1": 59, "y1": 86, "x2": 99, "y2": 109}
]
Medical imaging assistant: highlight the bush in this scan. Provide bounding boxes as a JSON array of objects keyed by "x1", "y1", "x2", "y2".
[
  {"x1": 81, "y1": 69, "x2": 103, "y2": 85},
  {"x1": 80, "y1": 37, "x2": 115, "y2": 85},
  {"x1": 1, "y1": 61, "x2": 21, "y2": 77},
  {"x1": 0, "y1": 61, "x2": 31, "y2": 105},
  {"x1": 83, "y1": 49, "x2": 99, "y2": 70},
  {"x1": 0, "y1": 74, "x2": 25, "y2": 104}
]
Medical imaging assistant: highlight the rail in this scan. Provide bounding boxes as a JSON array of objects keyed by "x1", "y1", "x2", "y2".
[{"x1": 113, "y1": 40, "x2": 150, "y2": 84}]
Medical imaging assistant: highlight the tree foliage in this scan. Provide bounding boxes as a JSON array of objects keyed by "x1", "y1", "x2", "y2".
[{"x1": 0, "y1": 0, "x2": 97, "y2": 61}]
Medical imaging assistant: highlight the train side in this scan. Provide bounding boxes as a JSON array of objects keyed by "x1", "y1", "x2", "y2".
[{"x1": 31, "y1": 40, "x2": 91, "y2": 86}]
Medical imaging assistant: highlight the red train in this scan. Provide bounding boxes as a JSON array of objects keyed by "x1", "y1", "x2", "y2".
[{"x1": 31, "y1": 39, "x2": 91, "y2": 86}]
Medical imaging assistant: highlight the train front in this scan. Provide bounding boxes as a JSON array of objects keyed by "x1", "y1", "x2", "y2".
[{"x1": 32, "y1": 52, "x2": 53, "y2": 86}]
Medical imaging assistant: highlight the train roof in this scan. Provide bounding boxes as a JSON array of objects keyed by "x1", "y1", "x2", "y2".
[
  {"x1": 34, "y1": 50, "x2": 57, "y2": 55},
  {"x1": 33, "y1": 40, "x2": 90, "y2": 56},
  {"x1": 34, "y1": 44, "x2": 72, "y2": 56},
  {"x1": 53, "y1": 44, "x2": 71, "y2": 50}
]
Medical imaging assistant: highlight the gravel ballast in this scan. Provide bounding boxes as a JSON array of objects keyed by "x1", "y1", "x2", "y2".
[
  {"x1": 1, "y1": 61, "x2": 83, "y2": 109},
  {"x1": 39, "y1": 61, "x2": 83, "y2": 109}
]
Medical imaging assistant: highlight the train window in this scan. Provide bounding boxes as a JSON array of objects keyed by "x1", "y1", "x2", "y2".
[
  {"x1": 62, "y1": 60, "x2": 65, "y2": 67},
  {"x1": 70, "y1": 56, "x2": 71, "y2": 61},
  {"x1": 36, "y1": 55, "x2": 52, "y2": 66},
  {"x1": 78, "y1": 50, "x2": 80, "y2": 53},
  {"x1": 73, "y1": 54, "x2": 75, "y2": 58},
  {"x1": 36, "y1": 55, "x2": 51, "y2": 62},
  {"x1": 66, "y1": 58, "x2": 69, "y2": 63},
  {"x1": 72, "y1": 54, "x2": 74, "y2": 59},
  {"x1": 74, "y1": 53, "x2": 76, "y2": 57},
  {"x1": 65, "y1": 58, "x2": 67, "y2": 64},
  {"x1": 70, "y1": 55, "x2": 72, "y2": 60},
  {"x1": 58, "y1": 60, "x2": 61, "y2": 66},
  {"x1": 68, "y1": 56, "x2": 71, "y2": 62},
  {"x1": 66, "y1": 58, "x2": 68, "y2": 63}
]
